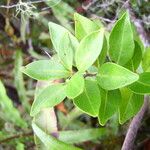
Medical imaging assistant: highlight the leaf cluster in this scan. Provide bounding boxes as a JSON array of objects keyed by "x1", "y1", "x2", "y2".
[{"x1": 22, "y1": 12, "x2": 150, "y2": 126}]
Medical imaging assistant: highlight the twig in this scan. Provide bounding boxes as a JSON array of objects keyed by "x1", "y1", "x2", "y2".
[
  {"x1": 26, "y1": 20, "x2": 33, "y2": 50},
  {"x1": 82, "y1": 0, "x2": 97, "y2": 10},
  {"x1": 29, "y1": 0, "x2": 50, "y2": 4},
  {"x1": 84, "y1": 73, "x2": 97, "y2": 78},
  {"x1": 0, "y1": 4, "x2": 18, "y2": 9},
  {"x1": 91, "y1": 14, "x2": 115, "y2": 23},
  {"x1": 91, "y1": 0, "x2": 130, "y2": 28},
  {"x1": 96, "y1": 1, "x2": 115, "y2": 8},
  {"x1": 0, "y1": 0, "x2": 47, "y2": 9},
  {"x1": 121, "y1": 96, "x2": 149, "y2": 150},
  {"x1": 0, "y1": 131, "x2": 33, "y2": 144}
]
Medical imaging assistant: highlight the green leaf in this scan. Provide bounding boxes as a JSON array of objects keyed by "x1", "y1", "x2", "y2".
[
  {"x1": 98, "y1": 88, "x2": 121, "y2": 126},
  {"x1": 31, "y1": 83, "x2": 66, "y2": 116},
  {"x1": 97, "y1": 35, "x2": 108, "y2": 66},
  {"x1": 75, "y1": 29, "x2": 104, "y2": 72},
  {"x1": 74, "y1": 13, "x2": 100, "y2": 40},
  {"x1": 119, "y1": 88, "x2": 143, "y2": 124},
  {"x1": 32, "y1": 123, "x2": 81, "y2": 150},
  {"x1": 59, "y1": 128, "x2": 107, "y2": 144},
  {"x1": 66, "y1": 73, "x2": 84, "y2": 99},
  {"x1": 142, "y1": 47, "x2": 150, "y2": 72},
  {"x1": 128, "y1": 72, "x2": 150, "y2": 94},
  {"x1": 131, "y1": 23, "x2": 145, "y2": 55},
  {"x1": 125, "y1": 41, "x2": 142, "y2": 71},
  {"x1": 58, "y1": 32, "x2": 74, "y2": 70},
  {"x1": 96, "y1": 62, "x2": 139, "y2": 90},
  {"x1": 49, "y1": 22, "x2": 79, "y2": 70},
  {"x1": 22, "y1": 59, "x2": 71, "y2": 80},
  {"x1": 0, "y1": 80, "x2": 27, "y2": 128},
  {"x1": 73, "y1": 79, "x2": 101, "y2": 117},
  {"x1": 109, "y1": 12, "x2": 134, "y2": 65}
]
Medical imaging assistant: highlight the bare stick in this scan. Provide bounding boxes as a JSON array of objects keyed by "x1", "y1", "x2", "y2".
[
  {"x1": 0, "y1": 0, "x2": 47, "y2": 9},
  {"x1": 121, "y1": 96, "x2": 149, "y2": 150}
]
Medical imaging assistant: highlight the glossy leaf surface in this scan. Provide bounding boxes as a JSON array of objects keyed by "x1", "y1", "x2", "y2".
[
  {"x1": 75, "y1": 29, "x2": 104, "y2": 72},
  {"x1": 66, "y1": 73, "x2": 84, "y2": 99},
  {"x1": 74, "y1": 79, "x2": 101, "y2": 117},
  {"x1": 97, "y1": 63, "x2": 139, "y2": 90},
  {"x1": 109, "y1": 12, "x2": 134, "y2": 65},
  {"x1": 74, "y1": 13, "x2": 100, "y2": 40},
  {"x1": 49, "y1": 22, "x2": 79, "y2": 70},
  {"x1": 119, "y1": 88, "x2": 143, "y2": 124},
  {"x1": 98, "y1": 36, "x2": 108, "y2": 66},
  {"x1": 129, "y1": 72, "x2": 150, "y2": 94},
  {"x1": 98, "y1": 88, "x2": 121, "y2": 125},
  {"x1": 22, "y1": 59, "x2": 71, "y2": 80},
  {"x1": 125, "y1": 41, "x2": 142, "y2": 71},
  {"x1": 31, "y1": 83, "x2": 66, "y2": 116}
]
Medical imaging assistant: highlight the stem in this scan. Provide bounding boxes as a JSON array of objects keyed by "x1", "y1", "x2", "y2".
[
  {"x1": 0, "y1": 131, "x2": 33, "y2": 144},
  {"x1": 84, "y1": 73, "x2": 96, "y2": 78},
  {"x1": 121, "y1": 96, "x2": 149, "y2": 150}
]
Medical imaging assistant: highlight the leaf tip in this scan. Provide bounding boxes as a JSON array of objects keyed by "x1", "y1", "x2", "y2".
[
  {"x1": 98, "y1": 118, "x2": 106, "y2": 126},
  {"x1": 119, "y1": 119, "x2": 124, "y2": 125}
]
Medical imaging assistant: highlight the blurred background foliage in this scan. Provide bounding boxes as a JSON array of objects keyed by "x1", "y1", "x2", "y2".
[{"x1": 0, "y1": 0, "x2": 149, "y2": 149}]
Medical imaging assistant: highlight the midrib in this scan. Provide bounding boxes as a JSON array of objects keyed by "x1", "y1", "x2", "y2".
[
  {"x1": 137, "y1": 80, "x2": 150, "y2": 87},
  {"x1": 117, "y1": 18, "x2": 126, "y2": 64},
  {"x1": 102, "y1": 91, "x2": 108, "y2": 120},
  {"x1": 122, "y1": 93, "x2": 133, "y2": 120},
  {"x1": 84, "y1": 87, "x2": 97, "y2": 115}
]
